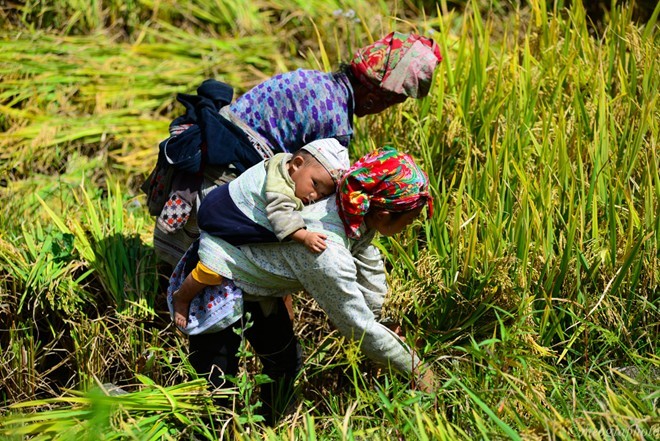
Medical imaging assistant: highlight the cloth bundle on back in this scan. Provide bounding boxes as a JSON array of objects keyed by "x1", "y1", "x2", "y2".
[{"x1": 141, "y1": 79, "x2": 262, "y2": 233}]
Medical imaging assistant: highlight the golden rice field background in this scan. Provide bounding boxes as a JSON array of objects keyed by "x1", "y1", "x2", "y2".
[{"x1": 0, "y1": 0, "x2": 658, "y2": 439}]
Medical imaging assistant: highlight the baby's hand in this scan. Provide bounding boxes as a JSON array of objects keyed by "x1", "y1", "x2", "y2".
[{"x1": 304, "y1": 231, "x2": 328, "y2": 253}]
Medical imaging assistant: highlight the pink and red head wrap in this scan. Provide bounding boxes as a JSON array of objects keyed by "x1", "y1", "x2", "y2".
[
  {"x1": 337, "y1": 147, "x2": 434, "y2": 239},
  {"x1": 350, "y1": 31, "x2": 442, "y2": 98}
]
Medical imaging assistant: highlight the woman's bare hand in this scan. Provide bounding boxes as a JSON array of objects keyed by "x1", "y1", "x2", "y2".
[{"x1": 415, "y1": 366, "x2": 437, "y2": 393}]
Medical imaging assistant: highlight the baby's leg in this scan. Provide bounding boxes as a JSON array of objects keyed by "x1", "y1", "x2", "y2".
[
  {"x1": 172, "y1": 273, "x2": 208, "y2": 328},
  {"x1": 172, "y1": 289, "x2": 193, "y2": 328}
]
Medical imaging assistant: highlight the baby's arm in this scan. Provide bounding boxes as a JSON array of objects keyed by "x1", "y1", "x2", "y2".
[
  {"x1": 289, "y1": 229, "x2": 328, "y2": 253},
  {"x1": 265, "y1": 156, "x2": 307, "y2": 241}
]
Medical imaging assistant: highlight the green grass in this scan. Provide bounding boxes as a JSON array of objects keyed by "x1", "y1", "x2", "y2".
[{"x1": 1, "y1": 0, "x2": 659, "y2": 439}]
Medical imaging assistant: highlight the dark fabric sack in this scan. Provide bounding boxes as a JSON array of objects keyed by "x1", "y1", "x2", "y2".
[
  {"x1": 158, "y1": 78, "x2": 261, "y2": 175},
  {"x1": 141, "y1": 152, "x2": 176, "y2": 216},
  {"x1": 141, "y1": 79, "x2": 262, "y2": 218},
  {"x1": 141, "y1": 79, "x2": 230, "y2": 216}
]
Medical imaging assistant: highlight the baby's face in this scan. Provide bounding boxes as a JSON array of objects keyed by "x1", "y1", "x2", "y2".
[{"x1": 290, "y1": 162, "x2": 335, "y2": 205}]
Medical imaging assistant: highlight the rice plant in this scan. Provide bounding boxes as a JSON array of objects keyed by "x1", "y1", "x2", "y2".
[
  {"x1": 1, "y1": 0, "x2": 658, "y2": 439},
  {"x1": 0, "y1": 376, "x2": 231, "y2": 440}
]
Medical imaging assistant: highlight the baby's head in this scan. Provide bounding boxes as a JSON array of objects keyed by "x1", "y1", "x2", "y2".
[{"x1": 289, "y1": 139, "x2": 350, "y2": 205}]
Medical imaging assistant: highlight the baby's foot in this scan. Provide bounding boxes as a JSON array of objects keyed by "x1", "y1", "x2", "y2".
[{"x1": 172, "y1": 290, "x2": 190, "y2": 328}]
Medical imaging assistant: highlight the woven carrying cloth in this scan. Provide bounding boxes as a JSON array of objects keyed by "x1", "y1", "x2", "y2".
[{"x1": 167, "y1": 244, "x2": 243, "y2": 335}]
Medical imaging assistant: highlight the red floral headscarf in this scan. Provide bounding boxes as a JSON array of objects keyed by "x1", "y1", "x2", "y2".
[
  {"x1": 350, "y1": 32, "x2": 442, "y2": 98},
  {"x1": 337, "y1": 147, "x2": 433, "y2": 239}
]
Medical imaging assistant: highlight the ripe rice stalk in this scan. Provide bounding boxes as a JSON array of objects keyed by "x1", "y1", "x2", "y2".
[
  {"x1": 0, "y1": 225, "x2": 92, "y2": 317},
  {"x1": 35, "y1": 181, "x2": 158, "y2": 315},
  {"x1": 0, "y1": 29, "x2": 288, "y2": 178},
  {"x1": 0, "y1": 325, "x2": 41, "y2": 404},
  {"x1": 0, "y1": 0, "x2": 658, "y2": 438},
  {"x1": 445, "y1": 372, "x2": 522, "y2": 440},
  {"x1": 0, "y1": 376, "x2": 227, "y2": 439}
]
